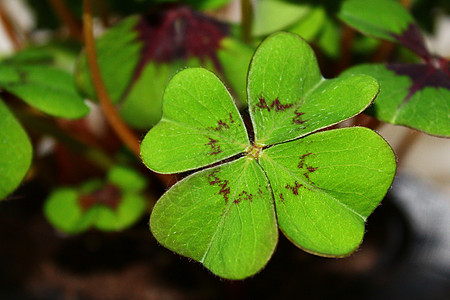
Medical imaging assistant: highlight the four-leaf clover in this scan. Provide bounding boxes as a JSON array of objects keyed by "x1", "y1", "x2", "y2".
[{"x1": 141, "y1": 32, "x2": 396, "y2": 279}]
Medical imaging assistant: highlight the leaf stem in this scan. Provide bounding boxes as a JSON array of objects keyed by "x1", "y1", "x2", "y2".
[
  {"x1": 0, "y1": 2, "x2": 21, "y2": 51},
  {"x1": 82, "y1": 0, "x2": 140, "y2": 157},
  {"x1": 400, "y1": 0, "x2": 413, "y2": 9},
  {"x1": 241, "y1": 0, "x2": 253, "y2": 43},
  {"x1": 48, "y1": 0, "x2": 82, "y2": 40}
]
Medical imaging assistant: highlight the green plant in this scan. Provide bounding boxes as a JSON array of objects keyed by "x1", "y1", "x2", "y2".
[
  {"x1": 141, "y1": 32, "x2": 396, "y2": 279},
  {"x1": 44, "y1": 166, "x2": 148, "y2": 234},
  {"x1": 0, "y1": 0, "x2": 447, "y2": 288},
  {"x1": 0, "y1": 44, "x2": 88, "y2": 199},
  {"x1": 339, "y1": 0, "x2": 449, "y2": 137}
]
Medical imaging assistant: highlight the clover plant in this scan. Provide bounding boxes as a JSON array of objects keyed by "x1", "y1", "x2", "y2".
[
  {"x1": 339, "y1": 0, "x2": 450, "y2": 137},
  {"x1": 0, "y1": 46, "x2": 90, "y2": 201},
  {"x1": 44, "y1": 166, "x2": 148, "y2": 234},
  {"x1": 141, "y1": 32, "x2": 396, "y2": 279},
  {"x1": 76, "y1": 7, "x2": 253, "y2": 129}
]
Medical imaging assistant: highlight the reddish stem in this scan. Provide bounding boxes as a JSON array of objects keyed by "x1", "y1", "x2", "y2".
[{"x1": 82, "y1": 0, "x2": 140, "y2": 157}]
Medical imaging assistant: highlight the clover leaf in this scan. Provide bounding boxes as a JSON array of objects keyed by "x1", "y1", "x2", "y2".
[
  {"x1": 0, "y1": 47, "x2": 89, "y2": 119},
  {"x1": 339, "y1": 0, "x2": 450, "y2": 137},
  {"x1": 44, "y1": 166, "x2": 148, "y2": 234},
  {"x1": 141, "y1": 32, "x2": 396, "y2": 280}
]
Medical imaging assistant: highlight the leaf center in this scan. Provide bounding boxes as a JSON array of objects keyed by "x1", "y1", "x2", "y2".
[
  {"x1": 79, "y1": 184, "x2": 122, "y2": 211},
  {"x1": 246, "y1": 144, "x2": 264, "y2": 160}
]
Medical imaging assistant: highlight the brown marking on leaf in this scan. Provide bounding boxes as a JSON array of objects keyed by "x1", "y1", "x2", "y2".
[
  {"x1": 207, "y1": 170, "x2": 230, "y2": 203},
  {"x1": 205, "y1": 137, "x2": 222, "y2": 155},
  {"x1": 258, "y1": 187, "x2": 263, "y2": 194},
  {"x1": 271, "y1": 98, "x2": 293, "y2": 111},
  {"x1": 297, "y1": 153, "x2": 317, "y2": 182},
  {"x1": 229, "y1": 113, "x2": 235, "y2": 123},
  {"x1": 256, "y1": 98, "x2": 294, "y2": 112},
  {"x1": 297, "y1": 152, "x2": 312, "y2": 169},
  {"x1": 279, "y1": 193, "x2": 285, "y2": 202},
  {"x1": 208, "y1": 120, "x2": 230, "y2": 131},
  {"x1": 293, "y1": 109, "x2": 306, "y2": 125},
  {"x1": 285, "y1": 181, "x2": 303, "y2": 196},
  {"x1": 207, "y1": 170, "x2": 221, "y2": 185},
  {"x1": 256, "y1": 98, "x2": 271, "y2": 111},
  {"x1": 233, "y1": 190, "x2": 253, "y2": 204},
  {"x1": 219, "y1": 182, "x2": 230, "y2": 203},
  {"x1": 207, "y1": 113, "x2": 238, "y2": 132},
  {"x1": 79, "y1": 184, "x2": 122, "y2": 211}
]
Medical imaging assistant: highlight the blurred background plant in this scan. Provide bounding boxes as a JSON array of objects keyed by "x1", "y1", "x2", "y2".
[{"x1": 0, "y1": 0, "x2": 448, "y2": 299}]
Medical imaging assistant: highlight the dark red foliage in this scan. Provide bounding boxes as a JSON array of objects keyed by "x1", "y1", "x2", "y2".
[
  {"x1": 387, "y1": 60, "x2": 450, "y2": 102},
  {"x1": 392, "y1": 24, "x2": 430, "y2": 60},
  {"x1": 134, "y1": 5, "x2": 229, "y2": 78}
]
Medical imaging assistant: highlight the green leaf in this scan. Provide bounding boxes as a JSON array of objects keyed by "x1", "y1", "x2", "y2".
[
  {"x1": 140, "y1": 68, "x2": 250, "y2": 173},
  {"x1": 118, "y1": 62, "x2": 175, "y2": 129},
  {"x1": 0, "y1": 65, "x2": 89, "y2": 119},
  {"x1": 252, "y1": 0, "x2": 311, "y2": 36},
  {"x1": 3, "y1": 42, "x2": 80, "y2": 72},
  {"x1": 76, "y1": 14, "x2": 251, "y2": 129},
  {"x1": 0, "y1": 99, "x2": 32, "y2": 200},
  {"x1": 339, "y1": 0, "x2": 431, "y2": 60},
  {"x1": 247, "y1": 32, "x2": 379, "y2": 145},
  {"x1": 338, "y1": 0, "x2": 414, "y2": 42},
  {"x1": 342, "y1": 64, "x2": 450, "y2": 137},
  {"x1": 94, "y1": 193, "x2": 147, "y2": 231},
  {"x1": 44, "y1": 188, "x2": 97, "y2": 234},
  {"x1": 317, "y1": 18, "x2": 341, "y2": 58},
  {"x1": 259, "y1": 127, "x2": 396, "y2": 256},
  {"x1": 150, "y1": 157, "x2": 278, "y2": 279},
  {"x1": 108, "y1": 165, "x2": 147, "y2": 193},
  {"x1": 75, "y1": 16, "x2": 142, "y2": 103},
  {"x1": 143, "y1": 32, "x2": 396, "y2": 280},
  {"x1": 289, "y1": 7, "x2": 326, "y2": 42}
]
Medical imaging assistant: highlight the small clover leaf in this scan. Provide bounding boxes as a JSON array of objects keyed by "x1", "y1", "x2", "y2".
[
  {"x1": 141, "y1": 32, "x2": 396, "y2": 279},
  {"x1": 44, "y1": 166, "x2": 148, "y2": 234}
]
